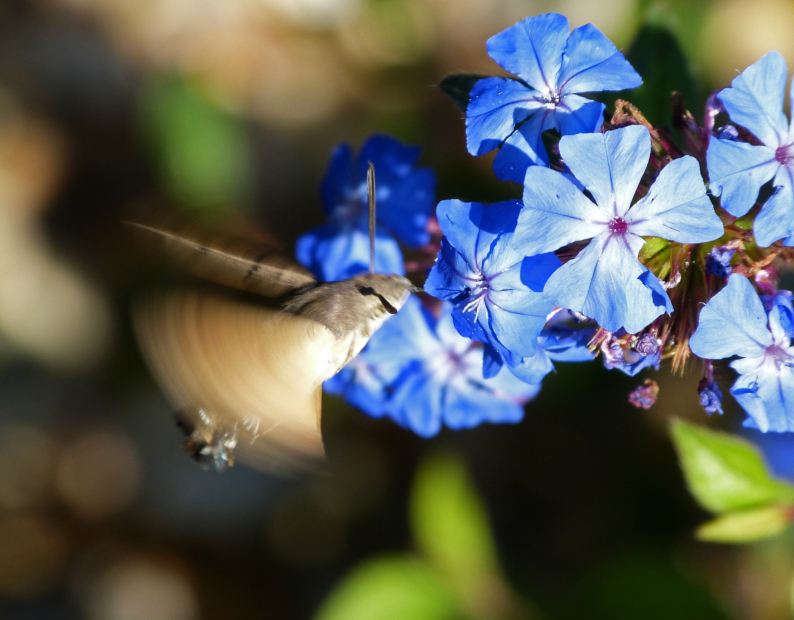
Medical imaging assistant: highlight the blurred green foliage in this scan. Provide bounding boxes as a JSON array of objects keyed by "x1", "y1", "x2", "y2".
[
  {"x1": 314, "y1": 556, "x2": 459, "y2": 620},
  {"x1": 313, "y1": 452, "x2": 534, "y2": 620},
  {"x1": 139, "y1": 77, "x2": 253, "y2": 214},
  {"x1": 410, "y1": 453, "x2": 501, "y2": 595},
  {"x1": 672, "y1": 420, "x2": 794, "y2": 543}
]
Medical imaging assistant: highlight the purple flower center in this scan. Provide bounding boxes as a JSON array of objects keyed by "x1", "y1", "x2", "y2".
[
  {"x1": 775, "y1": 144, "x2": 794, "y2": 168},
  {"x1": 608, "y1": 217, "x2": 628, "y2": 234},
  {"x1": 767, "y1": 344, "x2": 793, "y2": 363}
]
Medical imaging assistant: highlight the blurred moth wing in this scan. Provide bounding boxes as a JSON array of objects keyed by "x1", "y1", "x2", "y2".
[
  {"x1": 126, "y1": 221, "x2": 317, "y2": 297},
  {"x1": 134, "y1": 290, "x2": 336, "y2": 472}
]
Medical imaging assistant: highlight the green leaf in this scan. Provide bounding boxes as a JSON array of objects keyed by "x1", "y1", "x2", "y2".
[
  {"x1": 696, "y1": 506, "x2": 792, "y2": 543},
  {"x1": 438, "y1": 75, "x2": 486, "y2": 113},
  {"x1": 671, "y1": 420, "x2": 794, "y2": 514},
  {"x1": 140, "y1": 77, "x2": 253, "y2": 214},
  {"x1": 410, "y1": 453, "x2": 500, "y2": 587},
  {"x1": 312, "y1": 556, "x2": 459, "y2": 620}
]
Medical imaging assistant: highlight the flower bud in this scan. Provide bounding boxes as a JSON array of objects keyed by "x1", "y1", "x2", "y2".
[
  {"x1": 634, "y1": 333, "x2": 659, "y2": 356},
  {"x1": 697, "y1": 378, "x2": 723, "y2": 415},
  {"x1": 705, "y1": 246, "x2": 735, "y2": 278},
  {"x1": 629, "y1": 379, "x2": 659, "y2": 409}
]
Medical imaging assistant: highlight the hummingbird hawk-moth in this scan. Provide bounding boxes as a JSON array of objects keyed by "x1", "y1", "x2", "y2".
[{"x1": 131, "y1": 164, "x2": 416, "y2": 474}]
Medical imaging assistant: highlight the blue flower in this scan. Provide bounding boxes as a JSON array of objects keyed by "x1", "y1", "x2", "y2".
[
  {"x1": 707, "y1": 52, "x2": 794, "y2": 247},
  {"x1": 465, "y1": 13, "x2": 642, "y2": 183},
  {"x1": 690, "y1": 274, "x2": 794, "y2": 432},
  {"x1": 513, "y1": 125, "x2": 724, "y2": 334},
  {"x1": 296, "y1": 135, "x2": 436, "y2": 281},
  {"x1": 331, "y1": 297, "x2": 539, "y2": 437},
  {"x1": 424, "y1": 199, "x2": 560, "y2": 364}
]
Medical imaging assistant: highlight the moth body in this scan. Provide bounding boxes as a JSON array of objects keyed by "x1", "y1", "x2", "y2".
[{"x1": 283, "y1": 273, "x2": 415, "y2": 379}]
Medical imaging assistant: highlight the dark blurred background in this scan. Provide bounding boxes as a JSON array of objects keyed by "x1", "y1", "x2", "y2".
[{"x1": 2, "y1": 0, "x2": 794, "y2": 619}]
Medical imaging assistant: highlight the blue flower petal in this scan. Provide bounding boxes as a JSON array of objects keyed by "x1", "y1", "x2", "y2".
[
  {"x1": 754, "y1": 169, "x2": 794, "y2": 246},
  {"x1": 444, "y1": 372, "x2": 526, "y2": 429},
  {"x1": 491, "y1": 110, "x2": 556, "y2": 181},
  {"x1": 519, "y1": 252, "x2": 563, "y2": 289},
  {"x1": 485, "y1": 293, "x2": 549, "y2": 359},
  {"x1": 559, "y1": 124, "x2": 650, "y2": 219},
  {"x1": 768, "y1": 304, "x2": 790, "y2": 344},
  {"x1": 555, "y1": 94, "x2": 606, "y2": 135},
  {"x1": 325, "y1": 360, "x2": 395, "y2": 419},
  {"x1": 706, "y1": 138, "x2": 777, "y2": 217},
  {"x1": 486, "y1": 13, "x2": 569, "y2": 90},
  {"x1": 542, "y1": 231, "x2": 669, "y2": 334},
  {"x1": 689, "y1": 274, "x2": 772, "y2": 359},
  {"x1": 732, "y1": 364, "x2": 794, "y2": 433},
  {"x1": 482, "y1": 343, "x2": 504, "y2": 378},
  {"x1": 453, "y1": 303, "x2": 490, "y2": 346},
  {"x1": 557, "y1": 23, "x2": 642, "y2": 93},
  {"x1": 357, "y1": 134, "x2": 420, "y2": 177},
  {"x1": 515, "y1": 167, "x2": 606, "y2": 255},
  {"x1": 485, "y1": 365, "x2": 542, "y2": 401},
  {"x1": 296, "y1": 224, "x2": 405, "y2": 282},
  {"x1": 466, "y1": 78, "x2": 543, "y2": 156},
  {"x1": 485, "y1": 256, "x2": 559, "y2": 358},
  {"x1": 389, "y1": 368, "x2": 445, "y2": 437},
  {"x1": 435, "y1": 199, "x2": 502, "y2": 271},
  {"x1": 425, "y1": 238, "x2": 478, "y2": 302},
  {"x1": 770, "y1": 291, "x2": 794, "y2": 338},
  {"x1": 506, "y1": 346, "x2": 554, "y2": 384},
  {"x1": 731, "y1": 372, "x2": 772, "y2": 432},
  {"x1": 538, "y1": 326, "x2": 596, "y2": 361},
  {"x1": 626, "y1": 156, "x2": 723, "y2": 242},
  {"x1": 718, "y1": 51, "x2": 789, "y2": 148}
]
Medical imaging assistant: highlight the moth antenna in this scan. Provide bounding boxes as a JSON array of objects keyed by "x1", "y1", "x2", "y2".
[{"x1": 367, "y1": 161, "x2": 376, "y2": 275}]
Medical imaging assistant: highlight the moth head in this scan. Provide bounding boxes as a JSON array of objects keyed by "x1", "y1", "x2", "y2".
[{"x1": 353, "y1": 273, "x2": 416, "y2": 316}]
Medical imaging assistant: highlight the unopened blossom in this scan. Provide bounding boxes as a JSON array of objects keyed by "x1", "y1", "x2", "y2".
[
  {"x1": 698, "y1": 378, "x2": 724, "y2": 415},
  {"x1": 629, "y1": 379, "x2": 659, "y2": 409}
]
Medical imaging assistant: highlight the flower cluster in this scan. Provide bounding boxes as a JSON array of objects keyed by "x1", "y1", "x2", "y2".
[{"x1": 305, "y1": 14, "x2": 794, "y2": 438}]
